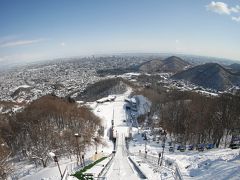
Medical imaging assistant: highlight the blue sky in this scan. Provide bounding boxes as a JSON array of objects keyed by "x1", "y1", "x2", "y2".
[{"x1": 0, "y1": 0, "x2": 240, "y2": 63}]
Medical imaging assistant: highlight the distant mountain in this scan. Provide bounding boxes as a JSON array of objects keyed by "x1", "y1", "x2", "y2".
[
  {"x1": 228, "y1": 63, "x2": 240, "y2": 73},
  {"x1": 139, "y1": 56, "x2": 190, "y2": 73},
  {"x1": 161, "y1": 56, "x2": 191, "y2": 72},
  {"x1": 172, "y1": 63, "x2": 240, "y2": 91}
]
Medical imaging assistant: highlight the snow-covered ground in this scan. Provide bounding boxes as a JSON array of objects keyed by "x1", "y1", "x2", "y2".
[
  {"x1": 129, "y1": 128, "x2": 240, "y2": 180},
  {"x1": 13, "y1": 88, "x2": 240, "y2": 180},
  {"x1": 106, "y1": 134, "x2": 139, "y2": 180},
  {"x1": 14, "y1": 89, "x2": 129, "y2": 180},
  {"x1": 85, "y1": 156, "x2": 112, "y2": 177},
  {"x1": 15, "y1": 143, "x2": 103, "y2": 180},
  {"x1": 17, "y1": 158, "x2": 76, "y2": 180},
  {"x1": 92, "y1": 88, "x2": 140, "y2": 179},
  {"x1": 92, "y1": 88, "x2": 174, "y2": 180},
  {"x1": 166, "y1": 148, "x2": 240, "y2": 180},
  {"x1": 129, "y1": 155, "x2": 174, "y2": 180}
]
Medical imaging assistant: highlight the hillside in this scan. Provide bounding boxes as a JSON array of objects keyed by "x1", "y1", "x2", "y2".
[
  {"x1": 172, "y1": 63, "x2": 240, "y2": 91},
  {"x1": 75, "y1": 78, "x2": 127, "y2": 101},
  {"x1": 139, "y1": 56, "x2": 190, "y2": 73},
  {"x1": 228, "y1": 63, "x2": 240, "y2": 73}
]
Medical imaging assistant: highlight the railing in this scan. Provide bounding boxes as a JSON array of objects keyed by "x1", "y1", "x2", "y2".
[
  {"x1": 98, "y1": 133, "x2": 121, "y2": 178},
  {"x1": 174, "y1": 163, "x2": 184, "y2": 180},
  {"x1": 61, "y1": 161, "x2": 81, "y2": 180},
  {"x1": 62, "y1": 158, "x2": 93, "y2": 180},
  {"x1": 62, "y1": 167, "x2": 69, "y2": 180},
  {"x1": 163, "y1": 156, "x2": 183, "y2": 180},
  {"x1": 97, "y1": 154, "x2": 114, "y2": 178},
  {"x1": 134, "y1": 153, "x2": 184, "y2": 180},
  {"x1": 128, "y1": 156, "x2": 147, "y2": 179}
]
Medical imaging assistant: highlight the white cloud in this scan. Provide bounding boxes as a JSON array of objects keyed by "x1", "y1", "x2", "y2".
[
  {"x1": 0, "y1": 38, "x2": 46, "y2": 48},
  {"x1": 231, "y1": 7, "x2": 238, "y2": 13},
  {"x1": 206, "y1": 1, "x2": 232, "y2": 15},
  {"x1": 232, "y1": 16, "x2": 240, "y2": 22},
  {"x1": 207, "y1": 1, "x2": 240, "y2": 22},
  {"x1": 60, "y1": 42, "x2": 65, "y2": 46}
]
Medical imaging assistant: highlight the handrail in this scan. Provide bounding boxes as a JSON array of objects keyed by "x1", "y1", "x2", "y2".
[
  {"x1": 174, "y1": 163, "x2": 184, "y2": 180},
  {"x1": 97, "y1": 154, "x2": 114, "y2": 178},
  {"x1": 61, "y1": 161, "x2": 80, "y2": 180},
  {"x1": 97, "y1": 134, "x2": 119, "y2": 178},
  {"x1": 128, "y1": 156, "x2": 147, "y2": 179},
  {"x1": 133, "y1": 153, "x2": 184, "y2": 180},
  {"x1": 61, "y1": 158, "x2": 93, "y2": 180}
]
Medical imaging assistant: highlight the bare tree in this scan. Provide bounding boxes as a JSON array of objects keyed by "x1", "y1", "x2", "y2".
[{"x1": 0, "y1": 137, "x2": 11, "y2": 180}]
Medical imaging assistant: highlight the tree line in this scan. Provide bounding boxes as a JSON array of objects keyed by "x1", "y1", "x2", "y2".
[
  {"x1": 0, "y1": 95, "x2": 102, "y2": 177},
  {"x1": 76, "y1": 78, "x2": 127, "y2": 102},
  {"x1": 137, "y1": 88, "x2": 240, "y2": 147}
]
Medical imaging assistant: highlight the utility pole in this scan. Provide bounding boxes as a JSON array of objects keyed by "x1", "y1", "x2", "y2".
[
  {"x1": 112, "y1": 108, "x2": 115, "y2": 125},
  {"x1": 160, "y1": 132, "x2": 167, "y2": 166},
  {"x1": 74, "y1": 133, "x2": 84, "y2": 166},
  {"x1": 93, "y1": 137, "x2": 98, "y2": 160},
  {"x1": 49, "y1": 152, "x2": 63, "y2": 179},
  {"x1": 82, "y1": 154, "x2": 85, "y2": 167},
  {"x1": 74, "y1": 134, "x2": 80, "y2": 165},
  {"x1": 158, "y1": 152, "x2": 161, "y2": 165},
  {"x1": 55, "y1": 157, "x2": 63, "y2": 179},
  {"x1": 144, "y1": 133, "x2": 147, "y2": 158}
]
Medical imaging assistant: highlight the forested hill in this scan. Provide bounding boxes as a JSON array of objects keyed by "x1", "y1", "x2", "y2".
[{"x1": 172, "y1": 63, "x2": 240, "y2": 91}]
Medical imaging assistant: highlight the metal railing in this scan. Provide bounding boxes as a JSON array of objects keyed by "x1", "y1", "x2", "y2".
[
  {"x1": 174, "y1": 163, "x2": 183, "y2": 180},
  {"x1": 62, "y1": 161, "x2": 82, "y2": 180},
  {"x1": 134, "y1": 153, "x2": 184, "y2": 180},
  {"x1": 102, "y1": 134, "x2": 119, "y2": 177},
  {"x1": 62, "y1": 158, "x2": 93, "y2": 180},
  {"x1": 128, "y1": 156, "x2": 147, "y2": 179},
  {"x1": 97, "y1": 154, "x2": 114, "y2": 178}
]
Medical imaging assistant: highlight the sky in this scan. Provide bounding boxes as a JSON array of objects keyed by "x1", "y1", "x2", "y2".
[{"x1": 0, "y1": 0, "x2": 240, "y2": 63}]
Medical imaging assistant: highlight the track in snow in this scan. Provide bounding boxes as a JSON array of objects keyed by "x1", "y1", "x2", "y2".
[{"x1": 106, "y1": 95, "x2": 141, "y2": 180}]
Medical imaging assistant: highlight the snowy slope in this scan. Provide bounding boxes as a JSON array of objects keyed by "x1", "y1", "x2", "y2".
[
  {"x1": 92, "y1": 88, "x2": 140, "y2": 179},
  {"x1": 128, "y1": 127, "x2": 240, "y2": 180},
  {"x1": 165, "y1": 149, "x2": 240, "y2": 180}
]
